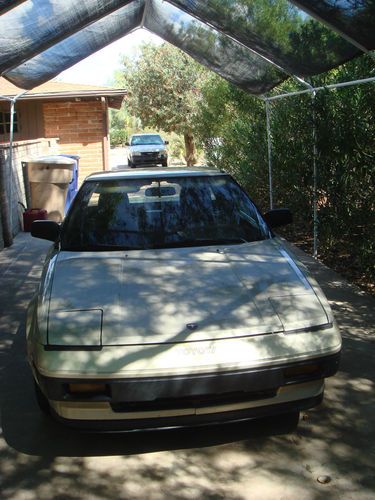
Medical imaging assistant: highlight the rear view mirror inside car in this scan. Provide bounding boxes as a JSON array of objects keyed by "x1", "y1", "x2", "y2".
[{"x1": 145, "y1": 186, "x2": 177, "y2": 197}]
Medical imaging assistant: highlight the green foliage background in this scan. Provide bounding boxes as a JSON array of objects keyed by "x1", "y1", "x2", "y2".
[{"x1": 196, "y1": 55, "x2": 375, "y2": 283}]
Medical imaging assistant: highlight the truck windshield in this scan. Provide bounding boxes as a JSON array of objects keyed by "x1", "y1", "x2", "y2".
[
  {"x1": 61, "y1": 175, "x2": 271, "y2": 251},
  {"x1": 130, "y1": 135, "x2": 164, "y2": 146}
]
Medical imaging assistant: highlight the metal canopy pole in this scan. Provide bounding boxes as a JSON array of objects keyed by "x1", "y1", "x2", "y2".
[
  {"x1": 0, "y1": 90, "x2": 28, "y2": 243},
  {"x1": 296, "y1": 80, "x2": 320, "y2": 260},
  {"x1": 265, "y1": 98, "x2": 273, "y2": 209},
  {"x1": 263, "y1": 77, "x2": 320, "y2": 256},
  {"x1": 265, "y1": 76, "x2": 375, "y2": 102},
  {"x1": 311, "y1": 90, "x2": 318, "y2": 258}
]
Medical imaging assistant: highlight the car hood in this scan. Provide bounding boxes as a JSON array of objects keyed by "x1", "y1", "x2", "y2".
[
  {"x1": 129, "y1": 144, "x2": 166, "y2": 153},
  {"x1": 46, "y1": 240, "x2": 329, "y2": 347}
]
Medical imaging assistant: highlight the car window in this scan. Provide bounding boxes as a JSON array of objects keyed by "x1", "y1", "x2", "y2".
[
  {"x1": 61, "y1": 175, "x2": 270, "y2": 251},
  {"x1": 130, "y1": 135, "x2": 164, "y2": 146}
]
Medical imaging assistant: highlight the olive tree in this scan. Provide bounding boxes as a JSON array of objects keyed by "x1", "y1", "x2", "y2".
[{"x1": 120, "y1": 43, "x2": 205, "y2": 165}]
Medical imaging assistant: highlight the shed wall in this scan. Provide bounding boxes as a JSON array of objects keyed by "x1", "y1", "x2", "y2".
[{"x1": 43, "y1": 100, "x2": 106, "y2": 184}]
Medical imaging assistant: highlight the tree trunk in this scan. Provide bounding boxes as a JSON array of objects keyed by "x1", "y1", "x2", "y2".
[{"x1": 184, "y1": 132, "x2": 196, "y2": 166}]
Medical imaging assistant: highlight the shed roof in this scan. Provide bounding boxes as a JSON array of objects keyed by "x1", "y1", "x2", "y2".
[
  {"x1": 0, "y1": 1, "x2": 374, "y2": 94},
  {"x1": 0, "y1": 78, "x2": 127, "y2": 109}
]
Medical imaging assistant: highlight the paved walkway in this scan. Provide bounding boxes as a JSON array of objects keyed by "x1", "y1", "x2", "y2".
[
  {"x1": 0, "y1": 233, "x2": 374, "y2": 499},
  {"x1": 109, "y1": 146, "x2": 128, "y2": 170}
]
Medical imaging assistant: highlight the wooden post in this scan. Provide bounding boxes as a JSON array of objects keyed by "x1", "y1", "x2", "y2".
[{"x1": 101, "y1": 97, "x2": 109, "y2": 171}]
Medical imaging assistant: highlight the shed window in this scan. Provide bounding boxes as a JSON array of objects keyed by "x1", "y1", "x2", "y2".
[{"x1": 0, "y1": 111, "x2": 18, "y2": 134}]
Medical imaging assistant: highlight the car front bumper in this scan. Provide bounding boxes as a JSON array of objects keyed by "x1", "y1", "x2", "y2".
[
  {"x1": 34, "y1": 352, "x2": 339, "y2": 429},
  {"x1": 49, "y1": 382, "x2": 324, "y2": 430},
  {"x1": 130, "y1": 153, "x2": 167, "y2": 166}
]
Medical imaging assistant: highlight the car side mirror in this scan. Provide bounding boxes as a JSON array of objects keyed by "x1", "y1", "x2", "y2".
[
  {"x1": 263, "y1": 208, "x2": 293, "y2": 229},
  {"x1": 31, "y1": 220, "x2": 61, "y2": 242},
  {"x1": 164, "y1": 140, "x2": 169, "y2": 145},
  {"x1": 125, "y1": 141, "x2": 130, "y2": 146}
]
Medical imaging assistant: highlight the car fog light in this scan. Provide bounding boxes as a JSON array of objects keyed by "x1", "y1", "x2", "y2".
[{"x1": 68, "y1": 383, "x2": 107, "y2": 394}]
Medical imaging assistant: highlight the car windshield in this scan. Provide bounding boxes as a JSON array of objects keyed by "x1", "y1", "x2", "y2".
[
  {"x1": 130, "y1": 135, "x2": 164, "y2": 146},
  {"x1": 61, "y1": 175, "x2": 271, "y2": 251}
]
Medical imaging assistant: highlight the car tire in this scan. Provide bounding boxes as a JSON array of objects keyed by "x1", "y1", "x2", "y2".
[
  {"x1": 128, "y1": 160, "x2": 134, "y2": 168},
  {"x1": 34, "y1": 381, "x2": 51, "y2": 415},
  {"x1": 162, "y1": 160, "x2": 168, "y2": 167}
]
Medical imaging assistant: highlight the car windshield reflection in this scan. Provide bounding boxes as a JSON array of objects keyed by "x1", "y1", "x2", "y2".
[
  {"x1": 61, "y1": 175, "x2": 270, "y2": 251},
  {"x1": 130, "y1": 135, "x2": 164, "y2": 146}
]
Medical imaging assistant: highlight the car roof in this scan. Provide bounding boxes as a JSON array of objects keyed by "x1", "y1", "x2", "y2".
[{"x1": 87, "y1": 166, "x2": 227, "y2": 182}]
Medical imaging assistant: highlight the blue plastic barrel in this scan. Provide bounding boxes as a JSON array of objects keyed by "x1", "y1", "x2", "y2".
[{"x1": 60, "y1": 154, "x2": 80, "y2": 214}]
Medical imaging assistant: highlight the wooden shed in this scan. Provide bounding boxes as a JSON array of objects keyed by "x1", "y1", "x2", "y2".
[{"x1": 0, "y1": 78, "x2": 126, "y2": 184}]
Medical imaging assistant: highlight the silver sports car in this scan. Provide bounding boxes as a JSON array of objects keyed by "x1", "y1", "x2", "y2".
[{"x1": 27, "y1": 167, "x2": 341, "y2": 429}]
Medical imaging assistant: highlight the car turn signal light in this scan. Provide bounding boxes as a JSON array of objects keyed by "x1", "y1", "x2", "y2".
[
  {"x1": 68, "y1": 383, "x2": 107, "y2": 394},
  {"x1": 284, "y1": 364, "x2": 320, "y2": 379}
]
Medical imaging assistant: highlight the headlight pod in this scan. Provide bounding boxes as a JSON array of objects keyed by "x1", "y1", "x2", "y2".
[
  {"x1": 47, "y1": 309, "x2": 102, "y2": 347},
  {"x1": 132, "y1": 151, "x2": 142, "y2": 156}
]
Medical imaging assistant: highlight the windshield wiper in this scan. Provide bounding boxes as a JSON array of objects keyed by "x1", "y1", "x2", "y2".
[
  {"x1": 150, "y1": 238, "x2": 248, "y2": 249},
  {"x1": 63, "y1": 244, "x2": 141, "y2": 251}
]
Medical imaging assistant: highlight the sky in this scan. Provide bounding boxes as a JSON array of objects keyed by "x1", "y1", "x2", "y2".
[{"x1": 57, "y1": 29, "x2": 163, "y2": 87}]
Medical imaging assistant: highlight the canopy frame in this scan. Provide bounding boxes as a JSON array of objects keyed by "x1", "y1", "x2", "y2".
[
  {"x1": 0, "y1": 90, "x2": 28, "y2": 245},
  {"x1": 263, "y1": 76, "x2": 375, "y2": 258}
]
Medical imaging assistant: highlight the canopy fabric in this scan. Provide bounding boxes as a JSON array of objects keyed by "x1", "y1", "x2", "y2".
[
  {"x1": 0, "y1": 1, "x2": 25, "y2": 14},
  {"x1": 1, "y1": 0, "x2": 374, "y2": 93},
  {"x1": 5, "y1": 2, "x2": 144, "y2": 89},
  {"x1": 290, "y1": 0, "x2": 375, "y2": 52}
]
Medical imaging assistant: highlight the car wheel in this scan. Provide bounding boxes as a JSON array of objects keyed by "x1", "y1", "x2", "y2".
[
  {"x1": 162, "y1": 160, "x2": 168, "y2": 167},
  {"x1": 34, "y1": 381, "x2": 51, "y2": 415},
  {"x1": 128, "y1": 160, "x2": 134, "y2": 168}
]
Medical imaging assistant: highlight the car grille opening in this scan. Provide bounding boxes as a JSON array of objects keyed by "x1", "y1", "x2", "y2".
[
  {"x1": 110, "y1": 389, "x2": 277, "y2": 413},
  {"x1": 140, "y1": 152, "x2": 158, "y2": 159}
]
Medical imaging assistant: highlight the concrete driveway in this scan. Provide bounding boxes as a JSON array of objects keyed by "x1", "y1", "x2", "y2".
[
  {"x1": 0, "y1": 233, "x2": 374, "y2": 499},
  {"x1": 110, "y1": 147, "x2": 128, "y2": 170}
]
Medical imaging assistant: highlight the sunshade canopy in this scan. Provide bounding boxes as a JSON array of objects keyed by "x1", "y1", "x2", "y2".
[{"x1": 0, "y1": 0, "x2": 374, "y2": 93}]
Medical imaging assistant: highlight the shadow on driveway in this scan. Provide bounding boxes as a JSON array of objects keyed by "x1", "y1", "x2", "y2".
[{"x1": 0, "y1": 234, "x2": 374, "y2": 499}]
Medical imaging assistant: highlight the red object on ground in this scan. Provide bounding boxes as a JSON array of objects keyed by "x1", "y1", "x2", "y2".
[{"x1": 23, "y1": 209, "x2": 48, "y2": 232}]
